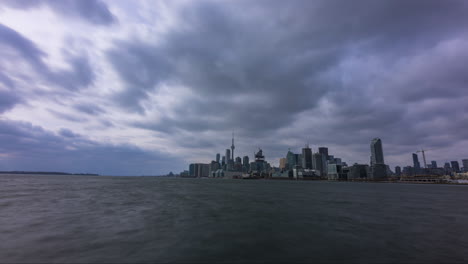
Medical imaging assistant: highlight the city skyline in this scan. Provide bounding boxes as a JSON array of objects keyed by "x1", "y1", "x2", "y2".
[{"x1": 0, "y1": 0, "x2": 468, "y2": 175}]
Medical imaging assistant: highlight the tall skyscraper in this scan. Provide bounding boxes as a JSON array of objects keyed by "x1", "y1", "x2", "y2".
[
  {"x1": 222, "y1": 156, "x2": 226, "y2": 166},
  {"x1": 431, "y1": 160, "x2": 437, "y2": 168},
  {"x1": 286, "y1": 150, "x2": 295, "y2": 170},
  {"x1": 413, "y1": 153, "x2": 421, "y2": 173},
  {"x1": 231, "y1": 133, "x2": 235, "y2": 161},
  {"x1": 370, "y1": 138, "x2": 384, "y2": 165},
  {"x1": 318, "y1": 147, "x2": 329, "y2": 159},
  {"x1": 243, "y1": 156, "x2": 249, "y2": 167},
  {"x1": 225, "y1": 149, "x2": 231, "y2": 162},
  {"x1": 302, "y1": 144, "x2": 312, "y2": 169},
  {"x1": 312, "y1": 153, "x2": 324, "y2": 176},
  {"x1": 216, "y1": 153, "x2": 220, "y2": 164},
  {"x1": 451, "y1": 161, "x2": 460, "y2": 173}
]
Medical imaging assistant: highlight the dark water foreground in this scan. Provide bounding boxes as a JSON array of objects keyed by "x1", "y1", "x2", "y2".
[{"x1": 1, "y1": 175, "x2": 467, "y2": 263}]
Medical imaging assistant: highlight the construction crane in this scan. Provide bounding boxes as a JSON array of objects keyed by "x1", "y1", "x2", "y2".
[{"x1": 416, "y1": 149, "x2": 433, "y2": 168}]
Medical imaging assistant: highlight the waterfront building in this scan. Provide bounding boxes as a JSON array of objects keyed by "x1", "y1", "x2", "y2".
[
  {"x1": 216, "y1": 153, "x2": 220, "y2": 164},
  {"x1": 431, "y1": 160, "x2": 437, "y2": 168},
  {"x1": 451, "y1": 161, "x2": 460, "y2": 173},
  {"x1": 190, "y1": 163, "x2": 210, "y2": 177},
  {"x1": 327, "y1": 164, "x2": 347, "y2": 180},
  {"x1": 302, "y1": 144, "x2": 313, "y2": 169},
  {"x1": 370, "y1": 163, "x2": 387, "y2": 180},
  {"x1": 348, "y1": 164, "x2": 369, "y2": 180},
  {"x1": 210, "y1": 161, "x2": 220, "y2": 175},
  {"x1": 412, "y1": 153, "x2": 421, "y2": 174},
  {"x1": 225, "y1": 149, "x2": 231, "y2": 162},
  {"x1": 370, "y1": 138, "x2": 384, "y2": 165}
]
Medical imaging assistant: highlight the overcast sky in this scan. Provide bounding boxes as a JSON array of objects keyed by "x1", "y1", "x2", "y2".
[{"x1": 1, "y1": 0, "x2": 467, "y2": 175}]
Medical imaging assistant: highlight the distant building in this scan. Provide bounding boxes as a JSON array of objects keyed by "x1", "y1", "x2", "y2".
[
  {"x1": 286, "y1": 150, "x2": 296, "y2": 170},
  {"x1": 348, "y1": 164, "x2": 369, "y2": 180},
  {"x1": 216, "y1": 153, "x2": 220, "y2": 164},
  {"x1": 431, "y1": 160, "x2": 437, "y2": 169},
  {"x1": 190, "y1": 163, "x2": 210, "y2": 177},
  {"x1": 412, "y1": 153, "x2": 421, "y2": 174},
  {"x1": 462, "y1": 159, "x2": 468, "y2": 172},
  {"x1": 279, "y1": 158, "x2": 287, "y2": 170},
  {"x1": 451, "y1": 161, "x2": 460, "y2": 173},
  {"x1": 327, "y1": 163, "x2": 347, "y2": 180},
  {"x1": 395, "y1": 166, "x2": 401, "y2": 176},
  {"x1": 318, "y1": 147, "x2": 329, "y2": 160},
  {"x1": 243, "y1": 156, "x2": 250, "y2": 171},
  {"x1": 222, "y1": 156, "x2": 226, "y2": 166},
  {"x1": 370, "y1": 163, "x2": 387, "y2": 180},
  {"x1": 370, "y1": 138, "x2": 384, "y2": 165},
  {"x1": 312, "y1": 153, "x2": 325, "y2": 177},
  {"x1": 302, "y1": 144, "x2": 313, "y2": 169},
  {"x1": 225, "y1": 149, "x2": 231, "y2": 163}
]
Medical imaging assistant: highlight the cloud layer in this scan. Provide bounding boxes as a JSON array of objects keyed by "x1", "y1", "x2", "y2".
[{"x1": 0, "y1": 0, "x2": 467, "y2": 174}]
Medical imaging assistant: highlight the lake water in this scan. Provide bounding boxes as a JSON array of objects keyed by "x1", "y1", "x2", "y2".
[{"x1": 1, "y1": 174, "x2": 467, "y2": 263}]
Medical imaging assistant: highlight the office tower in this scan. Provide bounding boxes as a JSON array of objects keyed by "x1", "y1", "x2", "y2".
[
  {"x1": 294, "y1": 154, "x2": 302, "y2": 169},
  {"x1": 189, "y1": 164, "x2": 195, "y2": 177},
  {"x1": 287, "y1": 150, "x2": 296, "y2": 169},
  {"x1": 370, "y1": 138, "x2": 384, "y2": 165},
  {"x1": 413, "y1": 153, "x2": 421, "y2": 173},
  {"x1": 395, "y1": 166, "x2": 401, "y2": 176},
  {"x1": 231, "y1": 133, "x2": 235, "y2": 161},
  {"x1": 451, "y1": 161, "x2": 460, "y2": 173},
  {"x1": 302, "y1": 144, "x2": 313, "y2": 169},
  {"x1": 235, "y1": 157, "x2": 242, "y2": 164},
  {"x1": 431, "y1": 160, "x2": 437, "y2": 168},
  {"x1": 318, "y1": 147, "x2": 329, "y2": 159},
  {"x1": 312, "y1": 153, "x2": 324, "y2": 176},
  {"x1": 222, "y1": 156, "x2": 226, "y2": 166},
  {"x1": 216, "y1": 153, "x2": 220, "y2": 164},
  {"x1": 225, "y1": 149, "x2": 231, "y2": 162},
  {"x1": 348, "y1": 164, "x2": 369, "y2": 180},
  {"x1": 279, "y1": 158, "x2": 287, "y2": 169},
  {"x1": 462, "y1": 159, "x2": 468, "y2": 172},
  {"x1": 243, "y1": 156, "x2": 250, "y2": 171}
]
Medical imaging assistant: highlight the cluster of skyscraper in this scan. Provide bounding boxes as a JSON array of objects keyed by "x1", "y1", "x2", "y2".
[
  {"x1": 182, "y1": 135, "x2": 467, "y2": 181},
  {"x1": 394, "y1": 153, "x2": 468, "y2": 177},
  {"x1": 186, "y1": 134, "x2": 271, "y2": 178}
]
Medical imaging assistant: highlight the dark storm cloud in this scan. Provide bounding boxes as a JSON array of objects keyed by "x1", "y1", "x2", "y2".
[
  {"x1": 0, "y1": 119, "x2": 182, "y2": 175},
  {"x1": 105, "y1": 0, "x2": 468, "y2": 166},
  {"x1": 1, "y1": 0, "x2": 116, "y2": 25}
]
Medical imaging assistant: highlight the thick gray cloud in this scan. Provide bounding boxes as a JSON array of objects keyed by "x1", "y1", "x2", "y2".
[
  {"x1": 106, "y1": 0, "x2": 468, "y2": 167},
  {"x1": 0, "y1": 23, "x2": 95, "y2": 95},
  {"x1": 1, "y1": 0, "x2": 468, "y2": 174},
  {"x1": 0, "y1": 0, "x2": 116, "y2": 25},
  {"x1": 0, "y1": 119, "x2": 182, "y2": 175}
]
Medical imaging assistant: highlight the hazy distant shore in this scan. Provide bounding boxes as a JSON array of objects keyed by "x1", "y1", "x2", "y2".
[{"x1": 0, "y1": 171, "x2": 99, "y2": 176}]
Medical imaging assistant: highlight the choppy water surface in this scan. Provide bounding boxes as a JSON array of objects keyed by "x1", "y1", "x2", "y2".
[{"x1": 1, "y1": 175, "x2": 467, "y2": 263}]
